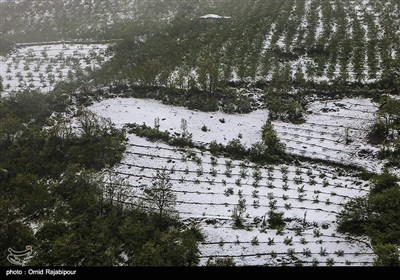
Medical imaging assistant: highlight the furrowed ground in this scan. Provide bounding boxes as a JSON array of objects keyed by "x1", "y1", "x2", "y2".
[
  {"x1": 89, "y1": 97, "x2": 375, "y2": 266},
  {"x1": 1, "y1": 0, "x2": 399, "y2": 266}
]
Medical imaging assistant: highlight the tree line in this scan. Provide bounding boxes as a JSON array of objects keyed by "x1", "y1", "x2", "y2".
[{"x1": 0, "y1": 90, "x2": 202, "y2": 266}]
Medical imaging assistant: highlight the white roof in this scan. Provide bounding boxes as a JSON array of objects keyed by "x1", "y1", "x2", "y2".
[{"x1": 199, "y1": 14, "x2": 231, "y2": 19}]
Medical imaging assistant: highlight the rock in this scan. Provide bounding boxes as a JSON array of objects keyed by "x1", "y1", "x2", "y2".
[
  {"x1": 358, "y1": 149, "x2": 373, "y2": 158},
  {"x1": 321, "y1": 107, "x2": 338, "y2": 113},
  {"x1": 334, "y1": 103, "x2": 346, "y2": 108}
]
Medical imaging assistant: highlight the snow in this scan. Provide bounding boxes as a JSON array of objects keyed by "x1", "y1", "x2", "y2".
[
  {"x1": 89, "y1": 97, "x2": 269, "y2": 148},
  {"x1": 101, "y1": 133, "x2": 374, "y2": 266},
  {"x1": 90, "y1": 96, "x2": 375, "y2": 266},
  {"x1": 262, "y1": 23, "x2": 276, "y2": 51},
  {"x1": 273, "y1": 98, "x2": 383, "y2": 172},
  {"x1": 0, "y1": 43, "x2": 110, "y2": 96},
  {"x1": 199, "y1": 14, "x2": 231, "y2": 19},
  {"x1": 315, "y1": 6, "x2": 324, "y2": 40}
]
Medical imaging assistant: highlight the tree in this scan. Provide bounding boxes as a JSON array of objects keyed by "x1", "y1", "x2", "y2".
[
  {"x1": 135, "y1": 227, "x2": 200, "y2": 266},
  {"x1": 144, "y1": 169, "x2": 177, "y2": 220},
  {"x1": 0, "y1": 36, "x2": 14, "y2": 54},
  {"x1": 197, "y1": 58, "x2": 220, "y2": 94},
  {"x1": 337, "y1": 170, "x2": 400, "y2": 266},
  {"x1": 232, "y1": 198, "x2": 246, "y2": 229},
  {"x1": 180, "y1": 118, "x2": 189, "y2": 139},
  {"x1": 337, "y1": 196, "x2": 370, "y2": 236},
  {"x1": 374, "y1": 244, "x2": 400, "y2": 267},
  {"x1": 376, "y1": 96, "x2": 400, "y2": 140},
  {"x1": 368, "y1": 120, "x2": 387, "y2": 144},
  {"x1": 0, "y1": 117, "x2": 24, "y2": 145},
  {"x1": 262, "y1": 122, "x2": 286, "y2": 161},
  {"x1": 371, "y1": 169, "x2": 398, "y2": 194}
]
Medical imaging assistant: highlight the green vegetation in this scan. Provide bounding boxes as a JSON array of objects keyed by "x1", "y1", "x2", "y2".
[
  {"x1": 144, "y1": 169, "x2": 177, "y2": 221},
  {"x1": 0, "y1": 91, "x2": 202, "y2": 266},
  {"x1": 0, "y1": 36, "x2": 14, "y2": 54},
  {"x1": 90, "y1": 0, "x2": 400, "y2": 104},
  {"x1": 267, "y1": 210, "x2": 286, "y2": 230},
  {"x1": 2, "y1": 0, "x2": 400, "y2": 267},
  {"x1": 367, "y1": 96, "x2": 400, "y2": 168},
  {"x1": 0, "y1": 0, "x2": 174, "y2": 42},
  {"x1": 337, "y1": 170, "x2": 400, "y2": 266},
  {"x1": 126, "y1": 121, "x2": 286, "y2": 165}
]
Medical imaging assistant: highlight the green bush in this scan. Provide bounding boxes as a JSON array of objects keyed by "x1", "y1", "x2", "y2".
[
  {"x1": 225, "y1": 139, "x2": 247, "y2": 159},
  {"x1": 267, "y1": 210, "x2": 286, "y2": 230},
  {"x1": 371, "y1": 169, "x2": 398, "y2": 194},
  {"x1": 209, "y1": 140, "x2": 223, "y2": 156},
  {"x1": 338, "y1": 169, "x2": 400, "y2": 255},
  {"x1": 368, "y1": 121, "x2": 388, "y2": 145},
  {"x1": 337, "y1": 197, "x2": 369, "y2": 236},
  {"x1": 126, "y1": 123, "x2": 171, "y2": 143},
  {"x1": 187, "y1": 95, "x2": 219, "y2": 112},
  {"x1": 374, "y1": 244, "x2": 400, "y2": 267}
]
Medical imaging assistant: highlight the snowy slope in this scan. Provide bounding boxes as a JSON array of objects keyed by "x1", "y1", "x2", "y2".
[
  {"x1": 89, "y1": 97, "x2": 269, "y2": 148},
  {"x1": 0, "y1": 44, "x2": 110, "y2": 96},
  {"x1": 91, "y1": 98, "x2": 375, "y2": 266},
  {"x1": 273, "y1": 98, "x2": 383, "y2": 172}
]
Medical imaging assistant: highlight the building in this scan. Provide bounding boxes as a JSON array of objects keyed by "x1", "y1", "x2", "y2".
[{"x1": 198, "y1": 14, "x2": 231, "y2": 24}]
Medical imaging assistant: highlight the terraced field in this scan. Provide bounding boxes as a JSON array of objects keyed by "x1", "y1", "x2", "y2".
[
  {"x1": 100, "y1": 0, "x2": 400, "y2": 89},
  {"x1": 0, "y1": 43, "x2": 110, "y2": 96},
  {"x1": 2, "y1": 0, "x2": 399, "y2": 267},
  {"x1": 273, "y1": 98, "x2": 382, "y2": 171},
  {"x1": 90, "y1": 98, "x2": 376, "y2": 266}
]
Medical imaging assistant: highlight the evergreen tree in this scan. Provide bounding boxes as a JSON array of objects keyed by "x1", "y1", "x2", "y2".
[{"x1": 144, "y1": 169, "x2": 177, "y2": 221}]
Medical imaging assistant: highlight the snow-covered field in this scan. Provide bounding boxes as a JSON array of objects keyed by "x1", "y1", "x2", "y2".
[
  {"x1": 104, "y1": 134, "x2": 374, "y2": 266},
  {"x1": 89, "y1": 97, "x2": 269, "y2": 148},
  {"x1": 90, "y1": 97, "x2": 383, "y2": 172},
  {"x1": 0, "y1": 43, "x2": 110, "y2": 96},
  {"x1": 91, "y1": 98, "x2": 375, "y2": 266},
  {"x1": 0, "y1": 42, "x2": 382, "y2": 266},
  {"x1": 273, "y1": 98, "x2": 382, "y2": 172}
]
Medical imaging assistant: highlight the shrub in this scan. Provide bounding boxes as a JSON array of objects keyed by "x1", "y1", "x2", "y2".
[
  {"x1": 373, "y1": 244, "x2": 400, "y2": 266},
  {"x1": 168, "y1": 136, "x2": 194, "y2": 148},
  {"x1": 232, "y1": 198, "x2": 246, "y2": 229},
  {"x1": 251, "y1": 236, "x2": 259, "y2": 246},
  {"x1": 371, "y1": 169, "x2": 398, "y2": 194},
  {"x1": 209, "y1": 140, "x2": 223, "y2": 156},
  {"x1": 224, "y1": 188, "x2": 234, "y2": 197},
  {"x1": 225, "y1": 139, "x2": 247, "y2": 159},
  {"x1": 188, "y1": 95, "x2": 219, "y2": 112},
  {"x1": 267, "y1": 210, "x2": 286, "y2": 230},
  {"x1": 206, "y1": 257, "x2": 236, "y2": 267}
]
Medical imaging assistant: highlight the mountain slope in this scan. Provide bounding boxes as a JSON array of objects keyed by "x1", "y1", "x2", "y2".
[{"x1": 97, "y1": 0, "x2": 400, "y2": 94}]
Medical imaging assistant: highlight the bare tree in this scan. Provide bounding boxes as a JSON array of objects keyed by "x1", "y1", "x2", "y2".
[
  {"x1": 101, "y1": 171, "x2": 131, "y2": 214},
  {"x1": 77, "y1": 109, "x2": 112, "y2": 138},
  {"x1": 144, "y1": 168, "x2": 177, "y2": 220}
]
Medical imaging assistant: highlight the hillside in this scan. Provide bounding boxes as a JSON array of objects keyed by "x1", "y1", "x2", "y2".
[
  {"x1": 0, "y1": 0, "x2": 180, "y2": 42},
  {"x1": 1, "y1": 0, "x2": 400, "y2": 268},
  {"x1": 96, "y1": 0, "x2": 400, "y2": 95}
]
